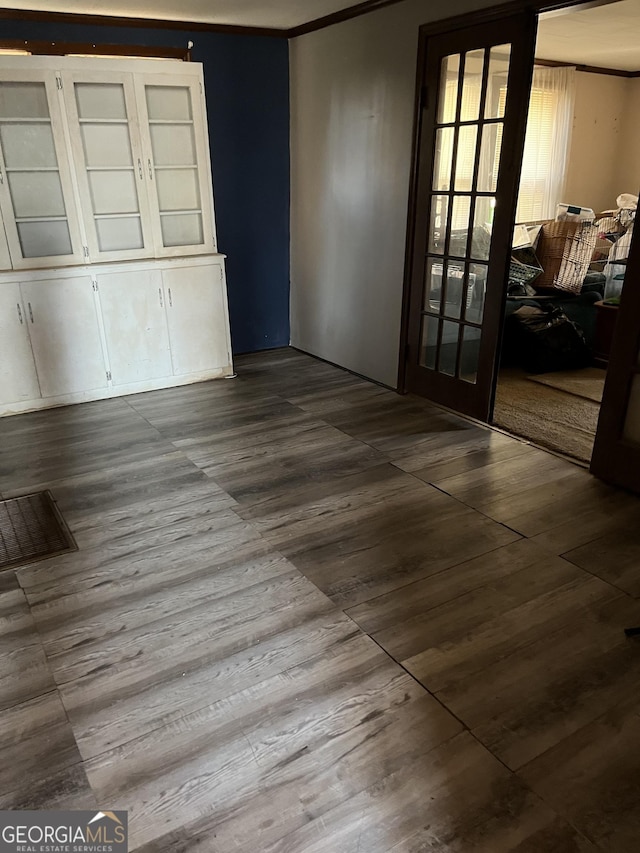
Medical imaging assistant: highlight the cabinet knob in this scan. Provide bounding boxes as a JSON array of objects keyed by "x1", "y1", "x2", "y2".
[
  {"x1": 148, "y1": 159, "x2": 153, "y2": 181},
  {"x1": 28, "y1": 302, "x2": 34, "y2": 323},
  {"x1": 16, "y1": 303, "x2": 23, "y2": 324},
  {"x1": 158, "y1": 287, "x2": 163, "y2": 308},
  {"x1": 168, "y1": 287, "x2": 173, "y2": 307},
  {"x1": 137, "y1": 158, "x2": 143, "y2": 180}
]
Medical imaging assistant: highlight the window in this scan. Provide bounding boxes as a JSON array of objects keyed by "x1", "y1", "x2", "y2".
[
  {"x1": 438, "y1": 64, "x2": 576, "y2": 225},
  {"x1": 512, "y1": 65, "x2": 576, "y2": 221}
]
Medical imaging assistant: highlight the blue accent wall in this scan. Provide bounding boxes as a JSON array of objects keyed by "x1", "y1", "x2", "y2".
[{"x1": 0, "y1": 19, "x2": 290, "y2": 353}]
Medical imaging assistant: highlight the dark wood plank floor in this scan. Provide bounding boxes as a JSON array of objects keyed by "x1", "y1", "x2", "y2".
[{"x1": 1, "y1": 347, "x2": 639, "y2": 851}]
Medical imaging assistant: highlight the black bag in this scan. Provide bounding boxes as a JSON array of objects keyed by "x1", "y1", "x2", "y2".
[{"x1": 510, "y1": 304, "x2": 591, "y2": 373}]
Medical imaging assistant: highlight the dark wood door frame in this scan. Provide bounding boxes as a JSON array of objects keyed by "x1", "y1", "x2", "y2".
[
  {"x1": 403, "y1": 14, "x2": 537, "y2": 420},
  {"x1": 590, "y1": 221, "x2": 640, "y2": 488},
  {"x1": 397, "y1": 0, "x2": 624, "y2": 398}
]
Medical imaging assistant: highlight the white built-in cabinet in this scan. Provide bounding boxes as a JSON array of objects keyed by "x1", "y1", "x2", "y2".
[
  {"x1": 0, "y1": 57, "x2": 233, "y2": 417},
  {"x1": 0, "y1": 256, "x2": 232, "y2": 416}
]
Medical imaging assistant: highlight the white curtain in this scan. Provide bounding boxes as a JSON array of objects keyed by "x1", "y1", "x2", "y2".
[{"x1": 516, "y1": 65, "x2": 576, "y2": 222}]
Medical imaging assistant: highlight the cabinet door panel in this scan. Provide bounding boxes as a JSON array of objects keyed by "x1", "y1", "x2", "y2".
[
  {"x1": 0, "y1": 283, "x2": 40, "y2": 404},
  {"x1": 97, "y1": 269, "x2": 172, "y2": 385},
  {"x1": 0, "y1": 73, "x2": 84, "y2": 268},
  {"x1": 20, "y1": 276, "x2": 108, "y2": 398},
  {"x1": 135, "y1": 73, "x2": 215, "y2": 256},
  {"x1": 62, "y1": 71, "x2": 154, "y2": 263},
  {"x1": 163, "y1": 263, "x2": 230, "y2": 375}
]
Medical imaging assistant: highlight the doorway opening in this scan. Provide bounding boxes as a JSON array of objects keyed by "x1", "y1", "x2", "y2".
[{"x1": 491, "y1": 0, "x2": 638, "y2": 464}]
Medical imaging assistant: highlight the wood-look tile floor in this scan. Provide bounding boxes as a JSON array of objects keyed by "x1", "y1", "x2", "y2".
[{"x1": 2, "y1": 347, "x2": 639, "y2": 851}]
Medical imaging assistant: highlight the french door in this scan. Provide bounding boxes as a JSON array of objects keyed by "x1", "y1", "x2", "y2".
[
  {"x1": 591, "y1": 219, "x2": 640, "y2": 491},
  {"x1": 403, "y1": 14, "x2": 537, "y2": 419}
]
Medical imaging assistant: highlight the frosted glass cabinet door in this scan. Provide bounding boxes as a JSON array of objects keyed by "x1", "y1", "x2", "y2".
[
  {"x1": 62, "y1": 71, "x2": 155, "y2": 262},
  {"x1": 135, "y1": 74, "x2": 215, "y2": 256},
  {"x1": 0, "y1": 282, "x2": 41, "y2": 404},
  {"x1": 0, "y1": 72, "x2": 84, "y2": 268},
  {"x1": 20, "y1": 276, "x2": 108, "y2": 398}
]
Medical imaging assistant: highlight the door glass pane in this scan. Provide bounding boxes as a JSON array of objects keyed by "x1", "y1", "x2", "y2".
[
  {"x1": 88, "y1": 171, "x2": 139, "y2": 215},
  {"x1": 17, "y1": 221, "x2": 72, "y2": 258},
  {"x1": 74, "y1": 82, "x2": 143, "y2": 253},
  {"x1": 419, "y1": 315, "x2": 439, "y2": 369},
  {"x1": 146, "y1": 86, "x2": 192, "y2": 121},
  {"x1": 428, "y1": 195, "x2": 449, "y2": 254},
  {"x1": 155, "y1": 169, "x2": 200, "y2": 211},
  {"x1": 478, "y1": 123, "x2": 502, "y2": 193},
  {"x1": 96, "y1": 217, "x2": 143, "y2": 253},
  {"x1": 460, "y1": 49, "x2": 485, "y2": 121},
  {"x1": 471, "y1": 197, "x2": 495, "y2": 261},
  {"x1": 80, "y1": 123, "x2": 133, "y2": 167},
  {"x1": 424, "y1": 257, "x2": 444, "y2": 312},
  {"x1": 75, "y1": 83, "x2": 126, "y2": 119},
  {"x1": 0, "y1": 81, "x2": 73, "y2": 259},
  {"x1": 449, "y1": 196, "x2": 471, "y2": 256},
  {"x1": 437, "y1": 54, "x2": 460, "y2": 124},
  {"x1": 460, "y1": 325, "x2": 481, "y2": 383},
  {"x1": 150, "y1": 124, "x2": 196, "y2": 166},
  {"x1": 440, "y1": 320, "x2": 460, "y2": 376},
  {"x1": 433, "y1": 126, "x2": 455, "y2": 191},
  {"x1": 454, "y1": 125, "x2": 478, "y2": 191},
  {"x1": 485, "y1": 45, "x2": 511, "y2": 119},
  {"x1": 442, "y1": 264, "x2": 466, "y2": 320},
  {"x1": 7, "y1": 172, "x2": 65, "y2": 218},
  {"x1": 468, "y1": 263, "x2": 488, "y2": 323},
  {"x1": 0, "y1": 83, "x2": 48, "y2": 118},
  {"x1": 160, "y1": 213, "x2": 203, "y2": 247},
  {"x1": 0, "y1": 123, "x2": 56, "y2": 168}
]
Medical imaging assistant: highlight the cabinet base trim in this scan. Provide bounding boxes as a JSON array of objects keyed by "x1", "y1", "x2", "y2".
[{"x1": 0, "y1": 366, "x2": 234, "y2": 418}]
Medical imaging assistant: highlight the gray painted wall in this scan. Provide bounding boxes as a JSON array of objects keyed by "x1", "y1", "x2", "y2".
[{"x1": 290, "y1": 0, "x2": 513, "y2": 387}]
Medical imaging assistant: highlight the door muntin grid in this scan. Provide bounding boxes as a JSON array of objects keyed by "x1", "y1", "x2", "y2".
[{"x1": 420, "y1": 44, "x2": 511, "y2": 384}]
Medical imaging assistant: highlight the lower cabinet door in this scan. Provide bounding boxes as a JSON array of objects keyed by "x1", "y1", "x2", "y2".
[
  {"x1": 163, "y1": 262, "x2": 230, "y2": 376},
  {"x1": 20, "y1": 276, "x2": 108, "y2": 398},
  {"x1": 0, "y1": 283, "x2": 41, "y2": 404},
  {"x1": 97, "y1": 268, "x2": 172, "y2": 386}
]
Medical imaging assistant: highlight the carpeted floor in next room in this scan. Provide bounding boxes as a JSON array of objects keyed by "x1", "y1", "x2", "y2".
[{"x1": 493, "y1": 366, "x2": 606, "y2": 463}]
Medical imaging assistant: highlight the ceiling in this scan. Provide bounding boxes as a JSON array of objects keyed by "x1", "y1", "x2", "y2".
[
  {"x1": 536, "y1": 0, "x2": 640, "y2": 71},
  {"x1": 0, "y1": 0, "x2": 363, "y2": 30},
  {"x1": 0, "y1": 0, "x2": 638, "y2": 54}
]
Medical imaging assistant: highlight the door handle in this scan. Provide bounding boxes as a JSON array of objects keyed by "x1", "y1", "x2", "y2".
[
  {"x1": 168, "y1": 287, "x2": 172, "y2": 307},
  {"x1": 16, "y1": 303, "x2": 23, "y2": 324},
  {"x1": 148, "y1": 159, "x2": 153, "y2": 180},
  {"x1": 28, "y1": 302, "x2": 34, "y2": 323},
  {"x1": 137, "y1": 158, "x2": 143, "y2": 180},
  {"x1": 158, "y1": 287, "x2": 163, "y2": 308}
]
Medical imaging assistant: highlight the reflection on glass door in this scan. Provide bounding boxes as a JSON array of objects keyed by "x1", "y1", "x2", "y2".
[{"x1": 405, "y1": 15, "x2": 536, "y2": 420}]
